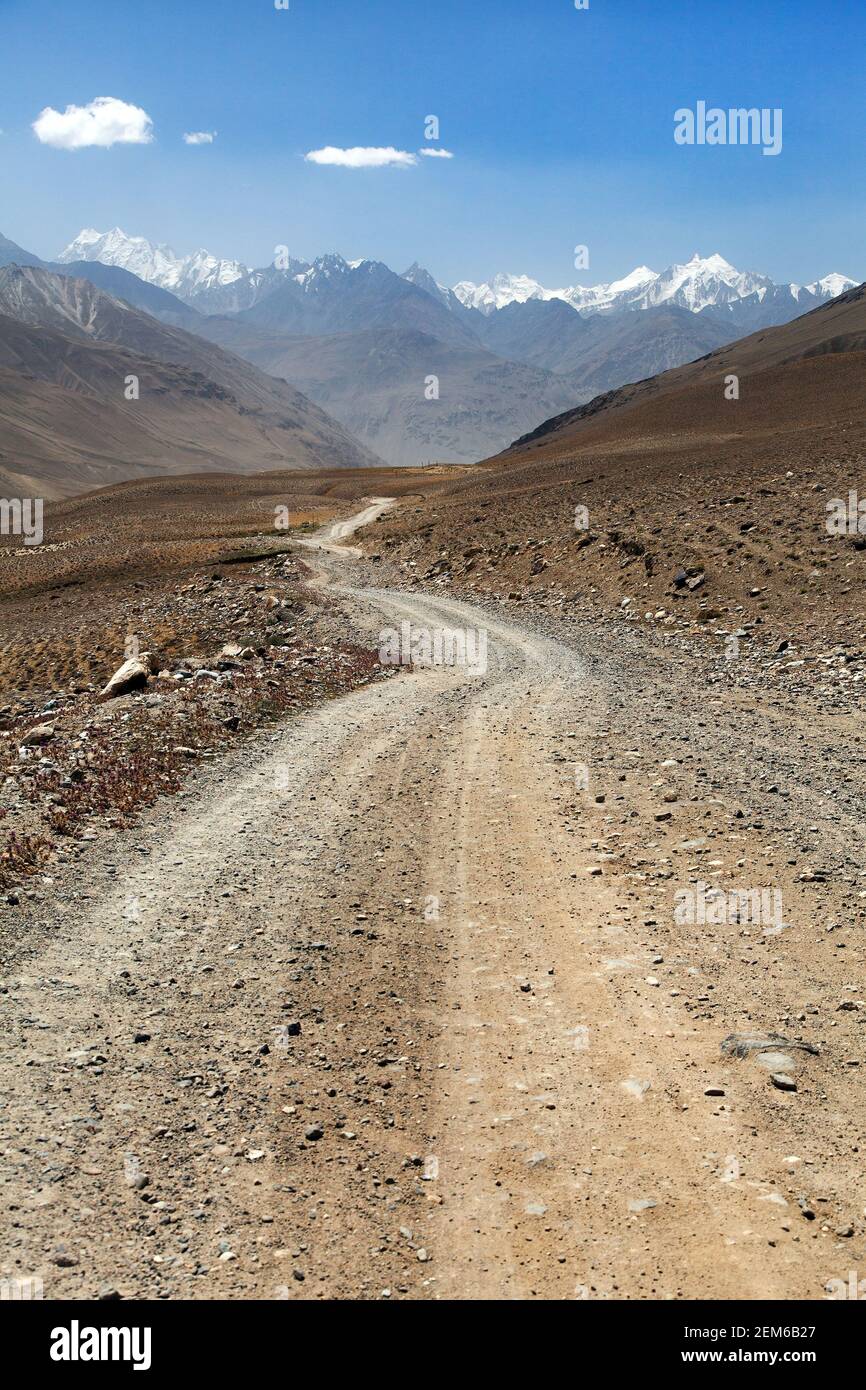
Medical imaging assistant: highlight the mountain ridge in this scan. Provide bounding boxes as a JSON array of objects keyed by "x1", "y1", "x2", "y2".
[
  {"x1": 54, "y1": 228, "x2": 857, "y2": 330},
  {"x1": 0, "y1": 265, "x2": 383, "y2": 496}
]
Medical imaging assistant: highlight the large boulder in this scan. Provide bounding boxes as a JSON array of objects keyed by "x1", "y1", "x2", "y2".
[{"x1": 100, "y1": 653, "x2": 154, "y2": 701}]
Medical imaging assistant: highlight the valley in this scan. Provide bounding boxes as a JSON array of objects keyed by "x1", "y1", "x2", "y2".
[
  {"x1": 4, "y1": 0, "x2": 865, "y2": 1335},
  {"x1": 0, "y1": 206, "x2": 863, "y2": 1310},
  {"x1": 2, "y1": 225, "x2": 855, "y2": 479},
  {"x1": 1, "y1": 497, "x2": 864, "y2": 1301}
]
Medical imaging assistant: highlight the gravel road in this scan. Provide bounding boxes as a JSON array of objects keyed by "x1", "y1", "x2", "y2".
[{"x1": 2, "y1": 501, "x2": 864, "y2": 1301}]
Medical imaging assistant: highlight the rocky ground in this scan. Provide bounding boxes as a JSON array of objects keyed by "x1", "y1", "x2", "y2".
[
  {"x1": 0, "y1": 544, "x2": 382, "y2": 892},
  {"x1": 372, "y1": 446, "x2": 866, "y2": 711},
  {"x1": 1, "y1": 500, "x2": 864, "y2": 1301}
]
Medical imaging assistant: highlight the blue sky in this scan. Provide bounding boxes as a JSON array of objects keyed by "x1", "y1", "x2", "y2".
[{"x1": 1, "y1": 0, "x2": 864, "y2": 286}]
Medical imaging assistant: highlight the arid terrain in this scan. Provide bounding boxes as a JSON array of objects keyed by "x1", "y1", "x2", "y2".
[
  {"x1": 6, "y1": 0, "x2": 866, "y2": 1345},
  {"x1": 0, "y1": 271, "x2": 864, "y2": 1305},
  {"x1": 1, "y1": 462, "x2": 864, "y2": 1300}
]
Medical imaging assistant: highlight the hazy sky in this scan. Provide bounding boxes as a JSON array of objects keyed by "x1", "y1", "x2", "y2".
[{"x1": 2, "y1": 0, "x2": 864, "y2": 286}]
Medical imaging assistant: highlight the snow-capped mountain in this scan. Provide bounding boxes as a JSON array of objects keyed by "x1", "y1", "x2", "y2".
[
  {"x1": 294, "y1": 252, "x2": 368, "y2": 291},
  {"x1": 237, "y1": 252, "x2": 476, "y2": 347},
  {"x1": 554, "y1": 266, "x2": 659, "y2": 314},
  {"x1": 402, "y1": 262, "x2": 472, "y2": 318},
  {"x1": 57, "y1": 230, "x2": 856, "y2": 329},
  {"x1": 451, "y1": 253, "x2": 856, "y2": 319},
  {"x1": 633, "y1": 253, "x2": 772, "y2": 312},
  {"x1": 802, "y1": 273, "x2": 853, "y2": 300},
  {"x1": 57, "y1": 228, "x2": 249, "y2": 301},
  {"x1": 452, "y1": 272, "x2": 548, "y2": 315}
]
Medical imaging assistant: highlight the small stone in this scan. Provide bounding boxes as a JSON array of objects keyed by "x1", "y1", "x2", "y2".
[
  {"x1": 771, "y1": 1073, "x2": 797, "y2": 1092},
  {"x1": 21, "y1": 723, "x2": 55, "y2": 747},
  {"x1": 755, "y1": 1051, "x2": 795, "y2": 1073},
  {"x1": 622, "y1": 1078, "x2": 651, "y2": 1099}
]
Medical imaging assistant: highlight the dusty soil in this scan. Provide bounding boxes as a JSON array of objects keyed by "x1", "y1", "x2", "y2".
[{"x1": 1, "y1": 500, "x2": 864, "y2": 1301}]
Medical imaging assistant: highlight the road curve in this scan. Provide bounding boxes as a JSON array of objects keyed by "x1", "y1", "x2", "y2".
[{"x1": 0, "y1": 502, "x2": 832, "y2": 1302}]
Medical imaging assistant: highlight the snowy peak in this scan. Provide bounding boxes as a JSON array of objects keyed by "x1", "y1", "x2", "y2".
[
  {"x1": 57, "y1": 227, "x2": 248, "y2": 300},
  {"x1": 55, "y1": 227, "x2": 858, "y2": 322},
  {"x1": 804, "y1": 272, "x2": 857, "y2": 299},
  {"x1": 451, "y1": 254, "x2": 855, "y2": 319},
  {"x1": 636, "y1": 253, "x2": 773, "y2": 312},
  {"x1": 606, "y1": 265, "x2": 658, "y2": 294},
  {"x1": 402, "y1": 262, "x2": 448, "y2": 301},
  {"x1": 298, "y1": 253, "x2": 383, "y2": 289},
  {"x1": 452, "y1": 272, "x2": 546, "y2": 315},
  {"x1": 401, "y1": 262, "x2": 470, "y2": 316},
  {"x1": 304, "y1": 252, "x2": 351, "y2": 279}
]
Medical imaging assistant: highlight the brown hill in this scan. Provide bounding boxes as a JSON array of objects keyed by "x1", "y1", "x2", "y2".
[
  {"x1": 508, "y1": 281, "x2": 866, "y2": 455},
  {"x1": 377, "y1": 285, "x2": 866, "y2": 655},
  {"x1": 0, "y1": 266, "x2": 382, "y2": 497}
]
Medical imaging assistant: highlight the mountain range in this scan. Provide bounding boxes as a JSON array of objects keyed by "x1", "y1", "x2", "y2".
[
  {"x1": 0, "y1": 264, "x2": 379, "y2": 497},
  {"x1": 57, "y1": 228, "x2": 248, "y2": 304},
  {"x1": 452, "y1": 255, "x2": 854, "y2": 320},
  {"x1": 57, "y1": 228, "x2": 855, "y2": 331},
  {"x1": 1, "y1": 224, "x2": 860, "y2": 486},
  {"x1": 49, "y1": 227, "x2": 856, "y2": 464},
  {"x1": 377, "y1": 280, "x2": 866, "y2": 668}
]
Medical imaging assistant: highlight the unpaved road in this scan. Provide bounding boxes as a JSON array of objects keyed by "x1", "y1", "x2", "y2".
[
  {"x1": 295, "y1": 498, "x2": 395, "y2": 557},
  {"x1": 2, "y1": 501, "x2": 864, "y2": 1301}
]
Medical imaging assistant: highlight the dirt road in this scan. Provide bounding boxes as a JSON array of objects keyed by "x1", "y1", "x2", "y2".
[
  {"x1": 2, "y1": 501, "x2": 863, "y2": 1301},
  {"x1": 295, "y1": 497, "x2": 396, "y2": 557}
]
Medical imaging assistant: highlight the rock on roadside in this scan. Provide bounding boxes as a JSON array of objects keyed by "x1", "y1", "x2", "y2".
[{"x1": 99, "y1": 654, "x2": 155, "y2": 701}]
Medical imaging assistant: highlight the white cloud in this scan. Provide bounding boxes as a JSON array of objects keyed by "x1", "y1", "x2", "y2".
[
  {"x1": 304, "y1": 145, "x2": 417, "y2": 169},
  {"x1": 419, "y1": 147, "x2": 455, "y2": 159},
  {"x1": 32, "y1": 96, "x2": 154, "y2": 150},
  {"x1": 183, "y1": 130, "x2": 216, "y2": 145}
]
